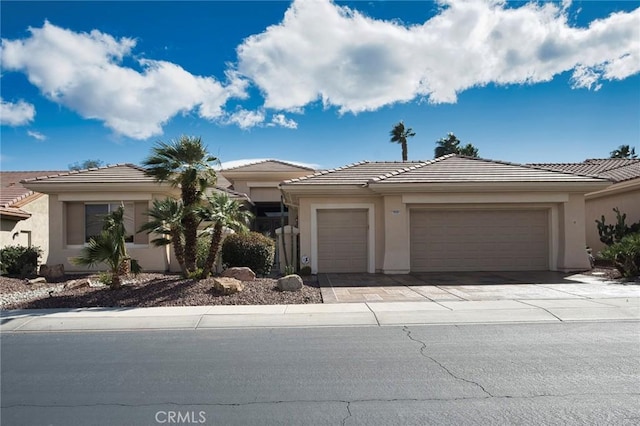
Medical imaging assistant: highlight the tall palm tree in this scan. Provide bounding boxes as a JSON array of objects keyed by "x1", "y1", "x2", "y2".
[
  {"x1": 197, "y1": 193, "x2": 254, "y2": 278},
  {"x1": 610, "y1": 145, "x2": 637, "y2": 159},
  {"x1": 389, "y1": 121, "x2": 416, "y2": 162},
  {"x1": 434, "y1": 132, "x2": 479, "y2": 158},
  {"x1": 138, "y1": 198, "x2": 187, "y2": 276},
  {"x1": 142, "y1": 136, "x2": 218, "y2": 275},
  {"x1": 72, "y1": 206, "x2": 141, "y2": 289}
]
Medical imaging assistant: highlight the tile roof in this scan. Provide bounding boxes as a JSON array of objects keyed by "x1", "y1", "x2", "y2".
[
  {"x1": 282, "y1": 161, "x2": 424, "y2": 186},
  {"x1": 529, "y1": 158, "x2": 640, "y2": 183},
  {"x1": 1, "y1": 170, "x2": 65, "y2": 208},
  {"x1": 282, "y1": 155, "x2": 609, "y2": 186},
  {"x1": 222, "y1": 159, "x2": 316, "y2": 172},
  {"x1": 20, "y1": 163, "x2": 159, "y2": 184}
]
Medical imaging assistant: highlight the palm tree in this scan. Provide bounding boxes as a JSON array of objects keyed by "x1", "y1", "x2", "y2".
[
  {"x1": 434, "y1": 133, "x2": 479, "y2": 158},
  {"x1": 389, "y1": 121, "x2": 416, "y2": 162},
  {"x1": 138, "y1": 198, "x2": 187, "y2": 277},
  {"x1": 197, "y1": 193, "x2": 254, "y2": 278},
  {"x1": 142, "y1": 136, "x2": 218, "y2": 275},
  {"x1": 72, "y1": 206, "x2": 141, "y2": 289},
  {"x1": 610, "y1": 145, "x2": 637, "y2": 159}
]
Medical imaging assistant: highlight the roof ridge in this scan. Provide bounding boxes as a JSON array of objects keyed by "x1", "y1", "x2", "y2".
[
  {"x1": 20, "y1": 163, "x2": 140, "y2": 183},
  {"x1": 281, "y1": 161, "x2": 370, "y2": 184},
  {"x1": 369, "y1": 155, "x2": 454, "y2": 183}
]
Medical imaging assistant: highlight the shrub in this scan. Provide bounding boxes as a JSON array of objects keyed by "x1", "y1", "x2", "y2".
[
  {"x1": 299, "y1": 266, "x2": 312, "y2": 276},
  {"x1": 196, "y1": 233, "x2": 212, "y2": 269},
  {"x1": 600, "y1": 233, "x2": 640, "y2": 278},
  {"x1": 221, "y1": 232, "x2": 275, "y2": 276},
  {"x1": 0, "y1": 245, "x2": 42, "y2": 277}
]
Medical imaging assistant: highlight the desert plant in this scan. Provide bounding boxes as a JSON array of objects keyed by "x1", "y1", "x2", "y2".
[
  {"x1": 142, "y1": 136, "x2": 218, "y2": 275},
  {"x1": 600, "y1": 233, "x2": 640, "y2": 278},
  {"x1": 0, "y1": 245, "x2": 42, "y2": 277},
  {"x1": 196, "y1": 233, "x2": 212, "y2": 269},
  {"x1": 221, "y1": 232, "x2": 275, "y2": 276},
  {"x1": 284, "y1": 265, "x2": 296, "y2": 276},
  {"x1": 197, "y1": 193, "x2": 253, "y2": 278},
  {"x1": 596, "y1": 208, "x2": 640, "y2": 246},
  {"x1": 72, "y1": 205, "x2": 141, "y2": 289}
]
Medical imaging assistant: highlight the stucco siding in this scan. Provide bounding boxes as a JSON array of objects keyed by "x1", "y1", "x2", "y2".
[
  {"x1": 0, "y1": 195, "x2": 50, "y2": 264},
  {"x1": 586, "y1": 187, "x2": 640, "y2": 254}
]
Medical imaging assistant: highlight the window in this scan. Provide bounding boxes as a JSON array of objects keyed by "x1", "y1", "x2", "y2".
[{"x1": 85, "y1": 202, "x2": 135, "y2": 243}]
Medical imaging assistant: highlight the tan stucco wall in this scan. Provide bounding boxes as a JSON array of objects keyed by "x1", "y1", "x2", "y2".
[
  {"x1": 0, "y1": 195, "x2": 50, "y2": 266},
  {"x1": 585, "y1": 186, "x2": 640, "y2": 254},
  {"x1": 293, "y1": 190, "x2": 593, "y2": 274},
  {"x1": 45, "y1": 194, "x2": 170, "y2": 273}
]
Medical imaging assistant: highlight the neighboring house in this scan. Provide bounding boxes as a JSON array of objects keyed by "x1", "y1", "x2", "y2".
[
  {"x1": 219, "y1": 160, "x2": 316, "y2": 238},
  {"x1": 530, "y1": 158, "x2": 640, "y2": 253},
  {"x1": 280, "y1": 155, "x2": 610, "y2": 274},
  {"x1": 1, "y1": 171, "x2": 65, "y2": 263},
  {"x1": 20, "y1": 164, "x2": 250, "y2": 273}
]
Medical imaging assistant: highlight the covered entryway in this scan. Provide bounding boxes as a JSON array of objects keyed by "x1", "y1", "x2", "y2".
[
  {"x1": 317, "y1": 209, "x2": 368, "y2": 273},
  {"x1": 410, "y1": 209, "x2": 549, "y2": 272}
]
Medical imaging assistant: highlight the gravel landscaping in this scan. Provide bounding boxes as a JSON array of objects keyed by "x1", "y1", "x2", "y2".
[{"x1": 0, "y1": 273, "x2": 322, "y2": 310}]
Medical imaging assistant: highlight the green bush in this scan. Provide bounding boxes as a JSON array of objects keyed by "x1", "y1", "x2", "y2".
[
  {"x1": 196, "y1": 233, "x2": 212, "y2": 269},
  {"x1": 0, "y1": 245, "x2": 42, "y2": 277},
  {"x1": 596, "y1": 208, "x2": 640, "y2": 246},
  {"x1": 299, "y1": 266, "x2": 312, "y2": 276},
  {"x1": 600, "y1": 233, "x2": 640, "y2": 278},
  {"x1": 221, "y1": 232, "x2": 275, "y2": 276}
]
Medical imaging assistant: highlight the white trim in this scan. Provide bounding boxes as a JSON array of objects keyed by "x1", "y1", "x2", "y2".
[
  {"x1": 246, "y1": 181, "x2": 281, "y2": 188},
  {"x1": 59, "y1": 193, "x2": 153, "y2": 201},
  {"x1": 311, "y1": 203, "x2": 375, "y2": 274},
  {"x1": 402, "y1": 193, "x2": 569, "y2": 204}
]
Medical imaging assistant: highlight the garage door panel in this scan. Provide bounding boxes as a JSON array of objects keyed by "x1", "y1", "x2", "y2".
[
  {"x1": 411, "y1": 210, "x2": 549, "y2": 272},
  {"x1": 317, "y1": 209, "x2": 368, "y2": 273}
]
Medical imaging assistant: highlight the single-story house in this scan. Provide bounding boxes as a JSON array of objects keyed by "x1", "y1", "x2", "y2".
[
  {"x1": 1, "y1": 170, "x2": 65, "y2": 262},
  {"x1": 280, "y1": 155, "x2": 611, "y2": 274},
  {"x1": 529, "y1": 158, "x2": 640, "y2": 253},
  {"x1": 19, "y1": 162, "x2": 301, "y2": 273}
]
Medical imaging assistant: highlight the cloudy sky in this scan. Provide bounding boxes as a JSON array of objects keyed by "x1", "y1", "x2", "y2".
[{"x1": 1, "y1": 0, "x2": 638, "y2": 171}]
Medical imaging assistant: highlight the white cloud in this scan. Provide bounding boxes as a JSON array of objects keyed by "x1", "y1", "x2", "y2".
[
  {"x1": 224, "y1": 108, "x2": 266, "y2": 129},
  {"x1": 268, "y1": 113, "x2": 298, "y2": 129},
  {"x1": 0, "y1": 98, "x2": 35, "y2": 126},
  {"x1": 27, "y1": 130, "x2": 47, "y2": 141},
  {"x1": 236, "y1": 0, "x2": 640, "y2": 112},
  {"x1": 0, "y1": 21, "x2": 248, "y2": 139}
]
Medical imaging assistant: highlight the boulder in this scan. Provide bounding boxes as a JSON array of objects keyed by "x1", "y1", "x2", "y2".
[
  {"x1": 212, "y1": 277, "x2": 244, "y2": 295},
  {"x1": 222, "y1": 267, "x2": 256, "y2": 282},
  {"x1": 277, "y1": 274, "x2": 303, "y2": 292},
  {"x1": 27, "y1": 277, "x2": 47, "y2": 285},
  {"x1": 39, "y1": 264, "x2": 65, "y2": 281},
  {"x1": 64, "y1": 279, "x2": 89, "y2": 290}
]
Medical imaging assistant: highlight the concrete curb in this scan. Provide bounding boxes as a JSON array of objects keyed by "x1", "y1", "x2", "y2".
[{"x1": 1, "y1": 297, "x2": 638, "y2": 332}]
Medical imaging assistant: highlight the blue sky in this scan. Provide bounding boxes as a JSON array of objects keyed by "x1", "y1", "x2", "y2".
[{"x1": 1, "y1": 0, "x2": 639, "y2": 172}]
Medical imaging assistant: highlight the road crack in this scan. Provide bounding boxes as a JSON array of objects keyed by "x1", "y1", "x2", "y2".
[
  {"x1": 341, "y1": 401, "x2": 352, "y2": 426},
  {"x1": 402, "y1": 325, "x2": 494, "y2": 398}
]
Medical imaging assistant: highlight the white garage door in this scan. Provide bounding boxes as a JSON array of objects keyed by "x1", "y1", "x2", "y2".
[
  {"x1": 410, "y1": 209, "x2": 549, "y2": 272},
  {"x1": 317, "y1": 209, "x2": 368, "y2": 273}
]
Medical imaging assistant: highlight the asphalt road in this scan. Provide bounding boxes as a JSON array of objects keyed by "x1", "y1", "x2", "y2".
[{"x1": 2, "y1": 322, "x2": 639, "y2": 425}]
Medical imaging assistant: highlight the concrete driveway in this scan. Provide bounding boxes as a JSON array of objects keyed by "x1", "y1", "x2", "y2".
[{"x1": 319, "y1": 271, "x2": 640, "y2": 303}]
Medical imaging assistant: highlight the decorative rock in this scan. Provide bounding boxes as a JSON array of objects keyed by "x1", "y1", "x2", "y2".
[
  {"x1": 39, "y1": 264, "x2": 65, "y2": 281},
  {"x1": 222, "y1": 267, "x2": 256, "y2": 282},
  {"x1": 64, "y1": 279, "x2": 89, "y2": 290},
  {"x1": 277, "y1": 274, "x2": 303, "y2": 292},
  {"x1": 27, "y1": 277, "x2": 47, "y2": 285},
  {"x1": 212, "y1": 277, "x2": 244, "y2": 295}
]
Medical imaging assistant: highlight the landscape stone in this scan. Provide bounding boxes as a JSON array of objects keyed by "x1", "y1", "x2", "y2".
[
  {"x1": 213, "y1": 277, "x2": 244, "y2": 295},
  {"x1": 64, "y1": 279, "x2": 89, "y2": 290},
  {"x1": 222, "y1": 267, "x2": 256, "y2": 281},
  {"x1": 39, "y1": 264, "x2": 65, "y2": 281},
  {"x1": 27, "y1": 277, "x2": 47, "y2": 285},
  {"x1": 277, "y1": 274, "x2": 303, "y2": 292}
]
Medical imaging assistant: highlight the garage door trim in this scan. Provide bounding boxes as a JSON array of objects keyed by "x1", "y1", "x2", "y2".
[{"x1": 311, "y1": 203, "x2": 375, "y2": 274}]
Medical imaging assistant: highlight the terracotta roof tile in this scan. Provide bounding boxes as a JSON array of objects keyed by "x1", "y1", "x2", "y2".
[
  {"x1": 282, "y1": 161, "x2": 424, "y2": 186},
  {"x1": 1, "y1": 170, "x2": 65, "y2": 207},
  {"x1": 20, "y1": 163, "x2": 158, "y2": 184},
  {"x1": 529, "y1": 158, "x2": 640, "y2": 182}
]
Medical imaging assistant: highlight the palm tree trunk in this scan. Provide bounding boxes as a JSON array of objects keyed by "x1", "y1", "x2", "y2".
[
  {"x1": 402, "y1": 141, "x2": 408, "y2": 162},
  {"x1": 171, "y1": 229, "x2": 188, "y2": 276},
  {"x1": 202, "y1": 224, "x2": 223, "y2": 278},
  {"x1": 111, "y1": 272, "x2": 122, "y2": 289},
  {"x1": 182, "y1": 212, "x2": 198, "y2": 273}
]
